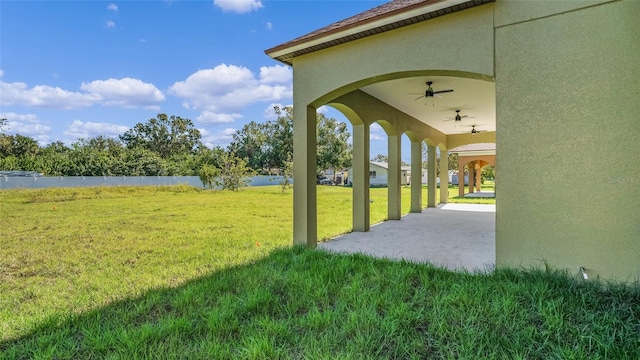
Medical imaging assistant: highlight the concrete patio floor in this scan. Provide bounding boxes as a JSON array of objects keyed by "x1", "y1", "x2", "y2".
[{"x1": 318, "y1": 203, "x2": 495, "y2": 272}]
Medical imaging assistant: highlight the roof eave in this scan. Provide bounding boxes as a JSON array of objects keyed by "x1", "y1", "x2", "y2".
[{"x1": 265, "y1": 0, "x2": 493, "y2": 65}]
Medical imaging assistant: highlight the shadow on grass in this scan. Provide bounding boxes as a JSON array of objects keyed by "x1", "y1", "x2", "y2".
[{"x1": 2, "y1": 247, "x2": 639, "y2": 359}]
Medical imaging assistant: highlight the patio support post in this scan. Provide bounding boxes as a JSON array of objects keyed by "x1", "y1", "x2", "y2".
[
  {"x1": 458, "y1": 158, "x2": 465, "y2": 197},
  {"x1": 475, "y1": 164, "x2": 482, "y2": 192},
  {"x1": 427, "y1": 144, "x2": 437, "y2": 207},
  {"x1": 410, "y1": 141, "x2": 422, "y2": 213},
  {"x1": 439, "y1": 149, "x2": 449, "y2": 204},
  {"x1": 293, "y1": 105, "x2": 317, "y2": 247},
  {"x1": 352, "y1": 123, "x2": 370, "y2": 232},
  {"x1": 388, "y1": 134, "x2": 401, "y2": 220},
  {"x1": 469, "y1": 161, "x2": 475, "y2": 194}
]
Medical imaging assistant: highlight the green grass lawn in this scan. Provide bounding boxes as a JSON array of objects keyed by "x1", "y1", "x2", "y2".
[{"x1": 1, "y1": 185, "x2": 637, "y2": 359}]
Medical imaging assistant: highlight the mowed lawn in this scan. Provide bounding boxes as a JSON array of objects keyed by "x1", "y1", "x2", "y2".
[
  {"x1": 1, "y1": 185, "x2": 637, "y2": 359},
  {"x1": 0, "y1": 185, "x2": 420, "y2": 342}
]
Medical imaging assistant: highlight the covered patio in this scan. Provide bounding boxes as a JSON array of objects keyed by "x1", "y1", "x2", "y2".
[
  {"x1": 318, "y1": 204, "x2": 495, "y2": 272},
  {"x1": 266, "y1": 0, "x2": 497, "y2": 253},
  {"x1": 265, "y1": 0, "x2": 640, "y2": 282}
]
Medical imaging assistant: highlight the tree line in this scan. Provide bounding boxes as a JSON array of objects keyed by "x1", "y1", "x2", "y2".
[{"x1": 0, "y1": 106, "x2": 352, "y2": 180}]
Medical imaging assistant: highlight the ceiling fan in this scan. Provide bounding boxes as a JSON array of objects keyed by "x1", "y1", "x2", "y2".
[
  {"x1": 443, "y1": 109, "x2": 473, "y2": 122},
  {"x1": 468, "y1": 125, "x2": 484, "y2": 135},
  {"x1": 409, "y1": 81, "x2": 454, "y2": 105}
]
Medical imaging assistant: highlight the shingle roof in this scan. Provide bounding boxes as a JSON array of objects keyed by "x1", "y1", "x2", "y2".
[
  {"x1": 450, "y1": 143, "x2": 496, "y2": 153},
  {"x1": 371, "y1": 161, "x2": 412, "y2": 171},
  {"x1": 265, "y1": 0, "x2": 494, "y2": 65}
]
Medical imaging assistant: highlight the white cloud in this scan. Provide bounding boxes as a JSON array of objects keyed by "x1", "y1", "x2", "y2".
[
  {"x1": 0, "y1": 112, "x2": 40, "y2": 124},
  {"x1": 63, "y1": 120, "x2": 130, "y2": 140},
  {"x1": 169, "y1": 63, "x2": 292, "y2": 113},
  {"x1": 317, "y1": 105, "x2": 329, "y2": 114},
  {"x1": 80, "y1": 78, "x2": 165, "y2": 108},
  {"x1": 199, "y1": 127, "x2": 236, "y2": 147},
  {"x1": 0, "y1": 112, "x2": 52, "y2": 145},
  {"x1": 105, "y1": 20, "x2": 116, "y2": 28},
  {"x1": 197, "y1": 111, "x2": 241, "y2": 124},
  {"x1": 213, "y1": 0, "x2": 263, "y2": 14},
  {"x1": 1, "y1": 75, "x2": 164, "y2": 110},
  {"x1": 369, "y1": 123, "x2": 385, "y2": 140},
  {"x1": 266, "y1": 21, "x2": 272, "y2": 30},
  {"x1": 1, "y1": 80, "x2": 100, "y2": 109},
  {"x1": 259, "y1": 65, "x2": 291, "y2": 84},
  {"x1": 107, "y1": 3, "x2": 118, "y2": 11}
]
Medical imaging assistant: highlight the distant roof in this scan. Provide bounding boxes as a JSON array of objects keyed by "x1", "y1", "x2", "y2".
[
  {"x1": 450, "y1": 143, "x2": 495, "y2": 152},
  {"x1": 265, "y1": 0, "x2": 494, "y2": 65},
  {"x1": 371, "y1": 161, "x2": 412, "y2": 171}
]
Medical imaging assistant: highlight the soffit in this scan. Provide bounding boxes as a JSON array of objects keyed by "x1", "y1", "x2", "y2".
[{"x1": 361, "y1": 76, "x2": 496, "y2": 135}]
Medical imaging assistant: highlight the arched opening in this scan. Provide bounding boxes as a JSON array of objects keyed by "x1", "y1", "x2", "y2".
[
  {"x1": 451, "y1": 143, "x2": 496, "y2": 199},
  {"x1": 297, "y1": 71, "x2": 496, "y2": 254}
]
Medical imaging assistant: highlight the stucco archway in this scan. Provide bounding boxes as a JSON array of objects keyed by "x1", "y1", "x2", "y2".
[{"x1": 266, "y1": 0, "x2": 640, "y2": 281}]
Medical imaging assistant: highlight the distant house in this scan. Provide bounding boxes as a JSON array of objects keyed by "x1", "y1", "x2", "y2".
[{"x1": 346, "y1": 162, "x2": 411, "y2": 186}]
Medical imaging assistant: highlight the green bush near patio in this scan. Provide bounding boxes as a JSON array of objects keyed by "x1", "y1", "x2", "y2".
[{"x1": 1, "y1": 185, "x2": 637, "y2": 358}]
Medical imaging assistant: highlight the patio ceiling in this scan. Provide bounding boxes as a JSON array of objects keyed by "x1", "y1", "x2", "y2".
[
  {"x1": 265, "y1": 0, "x2": 497, "y2": 137},
  {"x1": 360, "y1": 75, "x2": 496, "y2": 135}
]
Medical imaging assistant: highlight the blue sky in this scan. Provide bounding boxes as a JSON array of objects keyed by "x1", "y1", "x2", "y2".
[{"x1": 1, "y1": 0, "x2": 400, "y2": 157}]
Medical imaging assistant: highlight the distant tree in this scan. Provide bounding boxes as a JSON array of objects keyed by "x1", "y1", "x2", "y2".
[
  {"x1": 279, "y1": 153, "x2": 293, "y2": 193},
  {"x1": 229, "y1": 121, "x2": 268, "y2": 171},
  {"x1": 121, "y1": 147, "x2": 169, "y2": 176},
  {"x1": 39, "y1": 141, "x2": 72, "y2": 176},
  {"x1": 43, "y1": 141, "x2": 71, "y2": 154},
  {"x1": 0, "y1": 134, "x2": 39, "y2": 158},
  {"x1": 198, "y1": 164, "x2": 220, "y2": 190},
  {"x1": 371, "y1": 154, "x2": 388, "y2": 163},
  {"x1": 230, "y1": 105, "x2": 351, "y2": 177},
  {"x1": 482, "y1": 164, "x2": 495, "y2": 180},
  {"x1": 264, "y1": 106, "x2": 293, "y2": 172},
  {"x1": 217, "y1": 151, "x2": 257, "y2": 191},
  {"x1": 317, "y1": 112, "x2": 352, "y2": 177},
  {"x1": 448, "y1": 153, "x2": 458, "y2": 172},
  {"x1": 120, "y1": 114, "x2": 202, "y2": 158}
]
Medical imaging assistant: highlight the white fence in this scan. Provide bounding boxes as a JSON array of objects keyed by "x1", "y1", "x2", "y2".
[{"x1": 0, "y1": 175, "x2": 288, "y2": 190}]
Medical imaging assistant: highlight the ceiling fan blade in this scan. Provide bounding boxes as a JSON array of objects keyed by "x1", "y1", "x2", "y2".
[
  {"x1": 433, "y1": 89, "x2": 454, "y2": 94},
  {"x1": 414, "y1": 95, "x2": 425, "y2": 101},
  {"x1": 443, "y1": 119, "x2": 454, "y2": 122}
]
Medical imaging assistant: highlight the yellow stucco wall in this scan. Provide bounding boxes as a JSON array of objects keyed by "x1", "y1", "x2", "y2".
[
  {"x1": 292, "y1": 4, "x2": 495, "y2": 108},
  {"x1": 495, "y1": 0, "x2": 640, "y2": 282},
  {"x1": 285, "y1": 0, "x2": 638, "y2": 281}
]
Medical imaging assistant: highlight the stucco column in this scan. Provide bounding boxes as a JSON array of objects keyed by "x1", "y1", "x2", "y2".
[
  {"x1": 458, "y1": 158, "x2": 464, "y2": 198},
  {"x1": 475, "y1": 164, "x2": 482, "y2": 192},
  {"x1": 439, "y1": 150, "x2": 448, "y2": 204},
  {"x1": 427, "y1": 145, "x2": 437, "y2": 207},
  {"x1": 410, "y1": 141, "x2": 422, "y2": 212},
  {"x1": 388, "y1": 134, "x2": 401, "y2": 220},
  {"x1": 468, "y1": 161, "x2": 475, "y2": 194},
  {"x1": 352, "y1": 123, "x2": 370, "y2": 232},
  {"x1": 293, "y1": 105, "x2": 317, "y2": 247}
]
